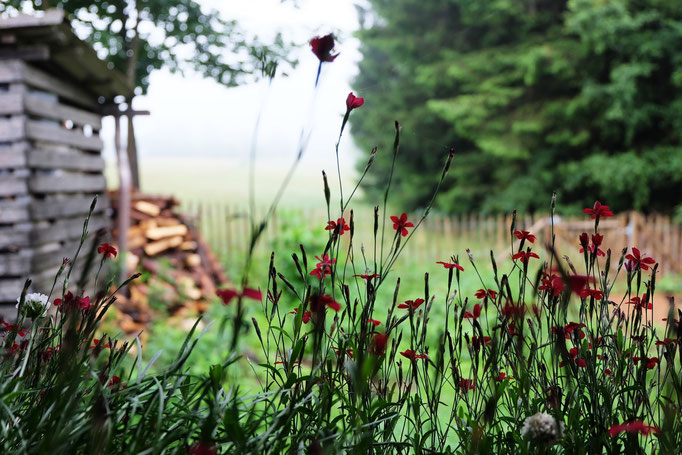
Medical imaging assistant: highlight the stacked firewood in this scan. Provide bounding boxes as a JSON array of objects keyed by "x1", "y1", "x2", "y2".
[{"x1": 109, "y1": 192, "x2": 228, "y2": 335}]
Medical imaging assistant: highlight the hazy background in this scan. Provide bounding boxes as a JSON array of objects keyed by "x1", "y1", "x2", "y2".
[{"x1": 102, "y1": 0, "x2": 363, "y2": 205}]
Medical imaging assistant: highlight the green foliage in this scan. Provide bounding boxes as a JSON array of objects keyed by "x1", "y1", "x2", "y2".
[
  {"x1": 352, "y1": 0, "x2": 682, "y2": 214},
  {"x1": 0, "y1": 0, "x2": 292, "y2": 93}
]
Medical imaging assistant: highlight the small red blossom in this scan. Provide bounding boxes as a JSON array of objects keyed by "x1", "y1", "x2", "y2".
[
  {"x1": 353, "y1": 273, "x2": 380, "y2": 280},
  {"x1": 391, "y1": 213, "x2": 414, "y2": 237},
  {"x1": 400, "y1": 349, "x2": 428, "y2": 360},
  {"x1": 290, "y1": 308, "x2": 312, "y2": 324},
  {"x1": 370, "y1": 333, "x2": 388, "y2": 356},
  {"x1": 309, "y1": 293, "x2": 341, "y2": 313},
  {"x1": 398, "y1": 298, "x2": 424, "y2": 311},
  {"x1": 583, "y1": 201, "x2": 614, "y2": 219},
  {"x1": 475, "y1": 289, "x2": 497, "y2": 300},
  {"x1": 459, "y1": 379, "x2": 475, "y2": 391},
  {"x1": 310, "y1": 255, "x2": 336, "y2": 280},
  {"x1": 608, "y1": 421, "x2": 660, "y2": 437},
  {"x1": 309, "y1": 34, "x2": 338, "y2": 62},
  {"x1": 471, "y1": 335, "x2": 491, "y2": 350},
  {"x1": 604, "y1": 368, "x2": 612, "y2": 376},
  {"x1": 189, "y1": 442, "x2": 218, "y2": 455},
  {"x1": 579, "y1": 288, "x2": 604, "y2": 300},
  {"x1": 345, "y1": 92, "x2": 364, "y2": 111},
  {"x1": 539, "y1": 273, "x2": 564, "y2": 297},
  {"x1": 655, "y1": 338, "x2": 676, "y2": 346},
  {"x1": 107, "y1": 376, "x2": 122, "y2": 388},
  {"x1": 367, "y1": 318, "x2": 381, "y2": 327},
  {"x1": 625, "y1": 248, "x2": 656, "y2": 271},
  {"x1": 97, "y1": 243, "x2": 117, "y2": 258},
  {"x1": 463, "y1": 304, "x2": 482, "y2": 320},
  {"x1": 325, "y1": 218, "x2": 350, "y2": 235},
  {"x1": 512, "y1": 250, "x2": 539, "y2": 263},
  {"x1": 513, "y1": 230, "x2": 536, "y2": 243},
  {"x1": 496, "y1": 372, "x2": 514, "y2": 381},
  {"x1": 633, "y1": 356, "x2": 659, "y2": 370},
  {"x1": 216, "y1": 287, "x2": 262, "y2": 305},
  {"x1": 500, "y1": 302, "x2": 525, "y2": 319},
  {"x1": 579, "y1": 233, "x2": 605, "y2": 256},
  {"x1": 626, "y1": 294, "x2": 652, "y2": 311},
  {"x1": 90, "y1": 339, "x2": 111, "y2": 350},
  {"x1": 332, "y1": 346, "x2": 353, "y2": 359},
  {"x1": 54, "y1": 291, "x2": 92, "y2": 312},
  {"x1": 436, "y1": 261, "x2": 463, "y2": 271}
]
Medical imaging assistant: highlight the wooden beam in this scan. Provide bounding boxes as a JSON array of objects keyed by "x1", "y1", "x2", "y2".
[
  {"x1": 0, "y1": 142, "x2": 28, "y2": 169},
  {"x1": 29, "y1": 173, "x2": 106, "y2": 193},
  {"x1": 26, "y1": 120, "x2": 103, "y2": 151},
  {"x1": 30, "y1": 194, "x2": 107, "y2": 220},
  {"x1": 0, "y1": 115, "x2": 26, "y2": 142},
  {"x1": 24, "y1": 92, "x2": 102, "y2": 129},
  {"x1": 0, "y1": 45, "x2": 50, "y2": 61},
  {"x1": 27, "y1": 148, "x2": 105, "y2": 172}
]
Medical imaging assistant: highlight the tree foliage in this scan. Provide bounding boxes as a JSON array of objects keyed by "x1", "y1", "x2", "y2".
[
  {"x1": 352, "y1": 0, "x2": 682, "y2": 214},
  {"x1": 0, "y1": 0, "x2": 293, "y2": 93}
]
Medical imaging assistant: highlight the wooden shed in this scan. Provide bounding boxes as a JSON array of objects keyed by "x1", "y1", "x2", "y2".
[{"x1": 0, "y1": 10, "x2": 132, "y2": 307}]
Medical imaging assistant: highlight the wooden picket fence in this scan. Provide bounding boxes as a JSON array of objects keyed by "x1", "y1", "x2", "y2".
[{"x1": 180, "y1": 200, "x2": 682, "y2": 276}]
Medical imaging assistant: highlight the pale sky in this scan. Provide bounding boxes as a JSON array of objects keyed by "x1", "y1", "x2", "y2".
[{"x1": 102, "y1": 0, "x2": 365, "y2": 198}]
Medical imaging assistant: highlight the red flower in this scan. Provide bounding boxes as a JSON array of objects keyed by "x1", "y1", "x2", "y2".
[
  {"x1": 578, "y1": 288, "x2": 604, "y2": 300},
  {"x1": 370, "y1": 333, "x2": 388, "y2": 356},
  {"x1": 332, "y1": 346, "x2": 353, "y2": 359},
  {"x1": 655, "y1": 338, "x2": 676, "y2": 346},
  {"x1": 604, "y1": 368, "x2": 612, "y2": 376},
  {"x1": 513, "y1": 230, "x2": 536, "y2": 243},
  {"x1": 107, "y1": 376, "x2": 122, "y2": 388},
  {"x1": 471, "y1": 335, "x2": 491, "y2": 350},
  {"x1": 216, "y1": 287, "x2": 262, "y2": 305},
  {"x1": 310, "y1": 255, "x2": 336, "y2": 280},
  {"x1": 54, "y1": 291, "x2": 92, "y2": 312},
  {"x1": 459, "y1": 378, "x2": 475, "y2": 391},
  {"x1": 345, "y1": 92, "x2": 364, "y2": 111},
  {"x1": 309, "y1": 34, "x2": 339, "y2": 62},
  {"x1": 367, "y1": 318, "x2": 381, "y2": 327},
  {"x1": 391, "y1": 213, "x2": 414, "y2": 237},
  {"x1": 97, "y1": 243, "x2": 117, "y2": 258},
  {"x1": 500, "y1": 302, "x2": 525, "y2": 319},
  {"x1": 400, "y1": 349, "x2": 428, "y2": 360},
  {"x1": 579, "y1": 233, "x2": 605, "y2": 256},
  {"x1": 539, "y1": 273, "x2": 564, "y2": 297},
  {"x1": 627, "y1": 294, "x2": 652, "y2": 311},
  {"x1": 90, "y1": 338, "x2": 111, "y2": 350},
  {"x1": 512, "y1": 250, "x2": 539, "y2": 263},
  {"x1": 496, "y1": 372, "x2": 514, "y2": 381},
  {"x1": 566, "y1": 274, "x2": 592, "y2": 295},
  {"x1": 398, "y1": 298, "x2": 424, "y2": 310},
  {"x1": 354, "y1": 272, "x2": 380, "y2": 280},
  {"x1": 625, "y1": 248, "x2": 656, "y2": 271},
  {"x1": 290, "y1": 308, "x2": 312, "y2": 324},
  {"x1": 583, "y1": 201, "x2": 614, "y2": 219},
  {"x1": 475, "y1": 289, "x2": 497, "y2": 300},
  {"x1": 608, "y1": 421, "x2": 660, "y2": 437},
  {"x1": 188, "y1": 442, "x2": 218, "y2": 455},
  {"x1": 309, "y1": 294, "x2": 342, "y2": 313},
  {"x1": 436, "y1": 261, "x2": 463, "y2": 271},
  {"x1": 463, "y1": 304, "x2": 482, "y2": 320},
  {"x1": 633, "y1": 356, "x2": 659, "y2": 370},
  {"x1": 325, "y1": 218, "x2": 350, "y2": 235}
]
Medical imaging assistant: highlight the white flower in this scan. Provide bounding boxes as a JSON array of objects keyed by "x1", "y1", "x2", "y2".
[
  {"x1": 16, "y1": 293, "x2": 51, "y2": 318},
  {"x1": 521, "y1": 412, "x2": 564, "y2": 444}
]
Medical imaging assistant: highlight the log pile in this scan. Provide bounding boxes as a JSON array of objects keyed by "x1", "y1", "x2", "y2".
[{"x1": 109, "y1": 192, "x2": 228, "y2": 335}]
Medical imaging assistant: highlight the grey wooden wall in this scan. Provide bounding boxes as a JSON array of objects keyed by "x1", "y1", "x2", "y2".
[{"x1": 0, "y1": 59, "x2": 110, "y2": 307}]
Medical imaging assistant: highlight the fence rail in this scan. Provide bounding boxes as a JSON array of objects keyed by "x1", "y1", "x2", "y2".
[{"x1": 180, "y1": 201, "x2": 682, "y2": 276}]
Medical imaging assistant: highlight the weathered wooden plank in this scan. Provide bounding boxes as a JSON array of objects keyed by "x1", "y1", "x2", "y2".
[
  {"x1": 31, "y1": 236, "x2": 98, "y2": 273},
  {"x1": 0, "y1": 92, "x2": 23, "y2": 115},
  {"x1": 0, "y1": 250, "x2": 31, "y2": 275},
  {"x1": 0, "y1": 115, "x2": 26, "y2": 142},
  {"x1": 26, "y1": 120, "x2": 103, "y2": 151},
  {"x1": 0, "y1": 60, "x2": 23, "y2": 85},
  {"x1": 29, "y1": 173, "x2": 106, "y2": 193},
  {"x1": 27, "y1": 148, "x2": 105, "y2": 172},
  {"x1": 0, "y1": 141, "x2": 28, "y2": 168},
  {"x1": 0, "y1": 223, "x2": 31, "y2": 249},
  {"x1": 0, "y1": 198, "x2": 30, "y2": 223},
  {"x1": 31, "y1": 214, "x2": 108, "y2": 245},
  {"x1": 0, "y1": 45, "x2": 50, "y2": 62},
  {"x1": 0, "y1": 278, "x2": 24, "y2": 302},
  {"x1": 22, "y1": 62, "x2": 98, "y2": 109},
  {"x1": 0, "y1": 10, "x2": 65, "y2": 30},
  {"x1": 30, "y1": 194, "x2": 107, "y2": 220},
  {"x1": 24, "y1": 93, "x2": 102, "y2": 129},
  {"x1": 0, "y1": 176, "x2": 28, "y2": 196}
]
